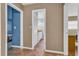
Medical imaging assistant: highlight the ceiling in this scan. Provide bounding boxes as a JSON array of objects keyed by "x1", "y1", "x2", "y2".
[{"x1": 21, "y1": 3, "x2": 34, "y2": 6}]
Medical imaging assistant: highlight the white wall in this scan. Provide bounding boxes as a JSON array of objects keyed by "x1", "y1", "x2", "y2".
[
  {"x1": 37, "y1": 11, "x2": 44, "y2": 43},
  {"x1": 68, "y1": 3, "x2": 78, "y2": 16},
  {"x1": 32, "y1": 11, "x2": 38, "y2": 48},
  {"x1": 68, "y1": 21, "x2": 77, "y2": 29},
  {"x1": 38, "y1": 11, "x2": 44, "y2": 31},
  {"x1": 68, "y1": 3, "x2": 78, "y2": 36}
]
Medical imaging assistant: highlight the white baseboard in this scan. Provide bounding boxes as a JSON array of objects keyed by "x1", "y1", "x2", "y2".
[
  {"x1": 11, "y1": 45, "x2": 34, "y2": 50},
  {"x1": 45, "y1": 50, "x2": 64, "y2": 54},
  {"x1": 11, "y1": 45, "x2": 21, "y2": 48},
  {"x1": 11, "y1": 46, "x2": 64, "y2": 55},
  {"x1": 22, "y1": 47, "x2": 34, "y2": 50}
]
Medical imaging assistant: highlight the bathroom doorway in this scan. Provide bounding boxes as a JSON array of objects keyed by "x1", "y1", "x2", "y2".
[
  {"x1": 32, "y1": 9, "x2": 46, "y2": 52},
  {"x1": 5, "y1": 3, "x2": 23, "y2": 56}
]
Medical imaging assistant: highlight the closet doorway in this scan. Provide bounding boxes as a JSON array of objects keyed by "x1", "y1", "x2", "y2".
[{"x1": 5, "y1": 4, "x2": 23, "y2": 56}]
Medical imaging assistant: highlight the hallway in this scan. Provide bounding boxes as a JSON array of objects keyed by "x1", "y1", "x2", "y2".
[{"x1": 8, "y1": 39, "x2": 63, "y2": 56}]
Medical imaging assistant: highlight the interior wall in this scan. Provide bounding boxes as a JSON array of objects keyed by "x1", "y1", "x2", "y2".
[
  {"x1": 68, "y1": 3, "x2": 78, "y2": 16},
  {"x1": 13, "y1": 3, "x2": 23, "y2": 10},
  {"x1": 23, "y1": 3, "x2": 64, "y2": 52},
  {"x1": 1, "y1": 3, "x2": 6, "y2": 56},
  {"x1": 1, "y1": 3, "x2": 23, "y2": 56},
  {"x1": 1, "y1": 3, "x2": 64, "y2": 56}
]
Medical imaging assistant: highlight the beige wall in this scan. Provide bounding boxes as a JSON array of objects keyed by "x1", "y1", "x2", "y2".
[
  {"x1": 13, "y1": 3, "x2": 23, "y2": 10},
  {"x1": 1, "y1": 3, "x2": 23, "y2": 56},
  {"x1": 1, "y1": 3, "x2": 64, "y2": 56},
  {"x1": 23, "y1": 3, "x2": 64, "y2": 51},
  {"x1": 1, "y1": 3, "x2": 6, "y2": 56}
]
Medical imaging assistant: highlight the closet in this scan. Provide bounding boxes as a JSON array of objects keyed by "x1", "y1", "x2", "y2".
[{"x1": 7, "y1": 5, "x2": 20, "y2": 50}]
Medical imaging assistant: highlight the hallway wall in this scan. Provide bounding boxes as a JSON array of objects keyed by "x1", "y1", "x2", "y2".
[
  {"x1": 1, "y1": 3, "x2": 23, "y2": 56},
  {"x1": 1, "y1": 3, "x2": 64, "y2": 56},
  {"x1": 23, "y1": 3, "x2": 64, "y2": 52}
]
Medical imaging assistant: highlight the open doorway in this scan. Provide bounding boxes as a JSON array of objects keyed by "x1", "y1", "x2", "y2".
[
  {"x1": 64, "y1": 3, "x2": 79, "y2": 56},
  {"x1": 5, "y1": 3, "x2": 23, "y2": 56},
  {"x1": 32, "y1": 9, "x2": 46, "y2": 53}
]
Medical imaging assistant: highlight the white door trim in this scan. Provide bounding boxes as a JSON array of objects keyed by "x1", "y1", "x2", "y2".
[
  {"x1": 45, "y1": 50, "x2": 64, "y2": 54},
  {"x1": 32, "y1": 9, "x2": 46, "y2": 50},
  {"x1": 5, "y1": 3, "x2": 23, "y2": 56},
  {"x1": 64, "y1": 4, "x2": 68, "y2": 56}
]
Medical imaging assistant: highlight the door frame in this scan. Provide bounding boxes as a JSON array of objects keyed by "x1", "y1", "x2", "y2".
[
  {"x1": 32, "y1": 9, "x2": 46, "y2": 50},
  {"x1": 5, "y1": 3, "x2": 23, "y2": 56},
  {"x1": 77, "y1": 4, "x2": 79, "y2": 56},
  {"x1": 64, "y1": 3, "x2": 68, "y2": 56}
]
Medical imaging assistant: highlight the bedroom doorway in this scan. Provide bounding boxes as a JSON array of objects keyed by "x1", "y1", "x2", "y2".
[{"x1": 32, "y1": 9, "x2": 46, "y2": 52}]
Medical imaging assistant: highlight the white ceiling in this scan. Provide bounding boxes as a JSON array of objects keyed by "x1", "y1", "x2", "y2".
[{"x1": 22, "y1": 3, "x2": 34, "y2": 6}]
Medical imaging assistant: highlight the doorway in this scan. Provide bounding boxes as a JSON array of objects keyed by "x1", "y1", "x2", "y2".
[
  {"x1": 5, "y1": 3, "x2": 23, "y2": 56},
  {"x1": 64, "y1": 3, "x2": 79, "y2": 56},
  {"x1": 32, "y1": 9, "x2": 46, "y2": 51}
]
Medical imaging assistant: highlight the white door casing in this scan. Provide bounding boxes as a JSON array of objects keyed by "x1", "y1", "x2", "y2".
[{"x1": 64, "y1": 4, "x2": 68, "y2": 56}]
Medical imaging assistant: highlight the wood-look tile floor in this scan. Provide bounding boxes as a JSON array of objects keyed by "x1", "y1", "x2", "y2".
[{"x1": 8, "y1": 39, "x2": 63, "y2": 56}]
